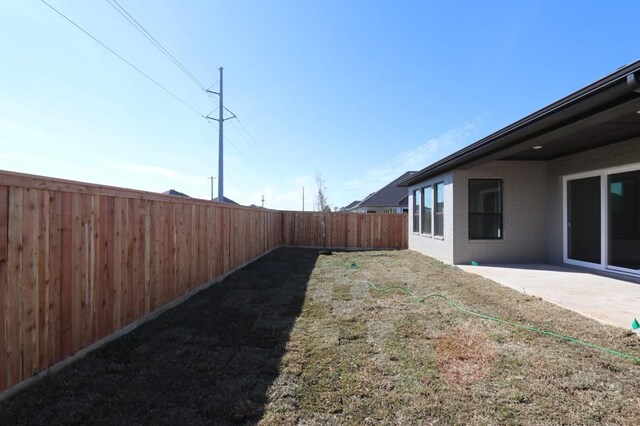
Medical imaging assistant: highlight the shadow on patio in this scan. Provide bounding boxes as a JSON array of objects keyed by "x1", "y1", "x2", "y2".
[{"x1": 0, "y1": 247, "x2": 318, "y2": 425}]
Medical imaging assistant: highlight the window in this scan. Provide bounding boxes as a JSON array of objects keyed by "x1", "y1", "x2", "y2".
[
  {"x1": 469, "y1": 179, "x2": 502, "y2": 239},
  {"x1": 412, "y1": 189, "x2": 420, "y2": 233},
  {"x1": 563, "y1": 165, "x2": 640, "y2": 276},
  {"x1": 434, "y1": 182, "x2": 444, "y2": 237},
  {"x1": 421, "y1": 186, "x2": 432, "y2": 235}
]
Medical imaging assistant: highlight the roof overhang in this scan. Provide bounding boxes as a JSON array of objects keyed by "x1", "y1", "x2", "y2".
[{"x1": 400, "y1": 61, "x2": 640, "y2": 187}]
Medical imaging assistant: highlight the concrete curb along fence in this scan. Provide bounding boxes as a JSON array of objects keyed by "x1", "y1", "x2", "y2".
[{"x1": 0, "y1": 170, "x2": 407, "y2": 397}]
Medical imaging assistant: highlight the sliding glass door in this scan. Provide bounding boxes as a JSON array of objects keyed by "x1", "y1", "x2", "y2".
[
  {"x1": 608, "y1": 170, "x2": 640, "y2": 272},
  {"x1": 564, "y1": 164, "x2": 640, "y2": 275},
  {"x1": 567, "y1": 176, "x2": 601, "y2": 265}
]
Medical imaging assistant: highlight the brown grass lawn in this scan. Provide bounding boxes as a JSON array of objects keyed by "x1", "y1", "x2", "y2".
[
  {"x1": 1, "y1": 248, "x2": 639, "y2": 425},
  {"x1": 262, "y1": 250, "x2": 640, "y2": 425}
]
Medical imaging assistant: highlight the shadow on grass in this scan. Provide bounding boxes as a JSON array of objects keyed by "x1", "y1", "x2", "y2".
[{"x1": 0, "y1": 247, "x2": 318, "y2": 425}]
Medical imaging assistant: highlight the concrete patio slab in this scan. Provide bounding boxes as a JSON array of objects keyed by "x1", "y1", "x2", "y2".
[{"x1": 457, "y1": 263, "x2": 640, "y2": 330}]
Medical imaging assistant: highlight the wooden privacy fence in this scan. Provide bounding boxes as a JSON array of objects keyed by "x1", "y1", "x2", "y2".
[
  {"x1": 0, "y1": 171, "x2": 407, "y2": 393},
  {"x1": 282, "y1": 211, "x2": 407, "y2": 249}
]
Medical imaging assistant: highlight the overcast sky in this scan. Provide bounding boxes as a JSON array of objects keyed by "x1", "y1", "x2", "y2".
[{"x1": 1, "y1": 1, "x2": 639, "y2": 209}]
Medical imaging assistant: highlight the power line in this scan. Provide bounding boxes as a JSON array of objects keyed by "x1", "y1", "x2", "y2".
[
  {"x1": 232, "y1": 118, "x2": 270, "y2": 159},
  {"x1": 104, "y1": 0, "x2": 207, "y2": 91},
  {"x1": 39, "y1": 0, "x2": 204, "y2": 118},
  {"x1": 158, "y1": 2, "x2": 221, "y2": 106},
  {"x1": 204, "y1": 121, "x2": 281, "y2": 190},
  {"x1": 230, "y1": 118, "x2": 296, "y2": 189},
  {"x1": 205, "y1": 106, "x2": 219, "y2": 118},
  {"x1": 154, "y1": 1, "x2": 285, "y2": 192},
  {"x1": 161, "y1": 0, "x2": 219, "y2": 70},
  {"x1": 43, "y1": 0, "x2": 292, "y2": 196}
]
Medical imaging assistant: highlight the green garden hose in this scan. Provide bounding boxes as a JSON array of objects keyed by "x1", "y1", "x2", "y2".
[{"x1": 346, "y1": 262, "x2": 640, "y2": 363}]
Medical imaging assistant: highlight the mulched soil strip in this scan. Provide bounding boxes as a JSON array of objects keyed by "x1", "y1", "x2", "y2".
[{"x1": 0, "y1": 248, "x2": 318, "y2": 425}]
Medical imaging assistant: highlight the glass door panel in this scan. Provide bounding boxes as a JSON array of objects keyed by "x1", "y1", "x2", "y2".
[
  {"x1": 608, "y1": 170, "x2": 640, "y2": 271},
  {"x1": 567, "y1": 176, "x2": 601, "y2": 264}
]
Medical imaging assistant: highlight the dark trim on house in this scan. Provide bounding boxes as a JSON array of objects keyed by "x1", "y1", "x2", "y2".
[{"x1": 400, "y1": 60, "x2": 640, "y2": 187}]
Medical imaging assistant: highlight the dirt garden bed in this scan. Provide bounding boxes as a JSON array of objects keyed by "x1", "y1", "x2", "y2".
[{"x1": 1, "y1": 248, "x2": 639, "y2": 424}]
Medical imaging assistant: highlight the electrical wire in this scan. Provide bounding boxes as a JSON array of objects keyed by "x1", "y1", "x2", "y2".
[
  {"x1": 223, "y1": 135, "x2": 279, "y2": 187},
  {"x1": 161, "y1": 0, "x2": 219, "y2": 70},
  {"x1": 232, "y1": 118, "x2": 270, "y2": 160},
  {"x1": 42, "y1": 0, "x2": 290, "y2": 198},
  {"x1": 39, "y1": 0, "x2": 204, "y2": 118},
  {"x1": 157, "y1": 0, "x2": 288, "y2": 192},
  {"x1": 230, "y1": 118, "x2": 297, "y2": 190},
  {"x1": 343, "y1": 262, "x2": 640, "y2": 363},
  {"x1": 156, "y1": 1, "x2": 226, "y2": 123},
  {"x1": 204, "y1": 120, "x2": 281, "y2": 188},
  {"x1": 205, "y1": 107, "x2": 219, "y2": 118},
  {"x1": 104, "y1": 0, "x2": 207, "y2": 91}
]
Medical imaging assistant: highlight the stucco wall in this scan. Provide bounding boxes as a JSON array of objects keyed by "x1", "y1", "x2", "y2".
[
  {"x1": 408, "y1": 172, "x2": 454, "y2": 264},
  {"x1": 452, "y1": 161, "x2": 549, "y2": 264},
  {"x1": 546, "y1": 137, "x2": 640, "y2": 264}
]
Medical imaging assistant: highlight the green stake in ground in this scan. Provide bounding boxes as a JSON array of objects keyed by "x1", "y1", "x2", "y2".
[{"x1": 632, "y1": 318, "x2": 640, "y2": 330}]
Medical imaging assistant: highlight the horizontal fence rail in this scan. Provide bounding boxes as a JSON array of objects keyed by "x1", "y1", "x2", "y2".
[{"x1": 0, "y1": 170, "x2": 407, "y2": 393}]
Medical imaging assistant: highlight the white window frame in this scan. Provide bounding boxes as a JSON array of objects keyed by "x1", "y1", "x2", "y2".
[
  {"x1": 412, "y1": 189, "x2": 420, "y2": 234},
  {"x1": 421, "y1": 185, "x2": 432, "y2": 236},
  {"x1": 563, "y1": 162, "x2": 640, "y2": 276},
  {"x1": 433, "y1": 182, "x2": 445, "y2": 238}
]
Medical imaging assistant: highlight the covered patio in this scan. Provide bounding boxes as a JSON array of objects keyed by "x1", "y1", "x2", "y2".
[{"x1": 459, "y1": 263, "x2": 640, "y2": 330}]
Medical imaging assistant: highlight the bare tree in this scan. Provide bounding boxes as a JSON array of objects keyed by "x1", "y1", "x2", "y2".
[
  {"x1": 314, "y1": 172, "x2": 331, "y2": 212},
  {"x1": 315, "y1": 172, "x2": 331, "y2": 248}
]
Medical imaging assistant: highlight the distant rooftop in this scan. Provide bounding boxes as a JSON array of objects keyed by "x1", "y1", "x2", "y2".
[
  {"x1": 162, "y1": 189, "x2": 190, "y2": 198},
  {"x1": 342, "y1": 200, "x2": 361, "y2": 211},
  {"x1": 357, "y1": 171, "x2": 415, "y2": 208},
  {"x1": 212, "y1": 196, "x2": 239, "y2": 205}
]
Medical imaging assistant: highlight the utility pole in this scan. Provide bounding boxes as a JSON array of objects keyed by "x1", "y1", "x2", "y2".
[
  {"x1": 207, "y1": 176, "x2": 216, "y2": 201},
  {"x1": 302, "y1": 186, "x2": 305, "y2": 211},
  {"x1": 261, "y1": 195, "x2": 265, "y2": 208},
  {"x1": 206, "y1": 67, "x2": 235, "y2": 202}
]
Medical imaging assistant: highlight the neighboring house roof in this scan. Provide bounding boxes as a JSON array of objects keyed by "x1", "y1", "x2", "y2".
[
  {"x1": 342, "y1": 200, "x2": 361, "y2": 211},
  {"x1": 212, "y1": 196, "x2": 239, "y2": 205},
  {"x1": 400, "y1": 59, "x2": 640, "y2": 187},
  {"x1": 358, "y1": 171, "x2": 416, "y2": 208},
  {"x1": 162, "y1": 189, "x2": 190, "y2": 198}
]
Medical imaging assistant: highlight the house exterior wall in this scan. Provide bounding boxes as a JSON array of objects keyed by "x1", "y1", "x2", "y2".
[
  {"x1": 546, "y1": 138, "x2": 640, "y2": 264},
  {"x1": 452, "y1": 161, "x2": 549, "y2": 264},
  {"x1": 408, "y1": 172, "x2": 454, "y2": 263},
  {"x1": 408, "y1": 138, "x2": 640, "y2": 267}
]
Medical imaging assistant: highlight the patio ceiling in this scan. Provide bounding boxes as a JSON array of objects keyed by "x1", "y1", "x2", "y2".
[
  {"x1": 481, "y1": 96, "x2": 640, "y2": 162},
  {"x1": 401, "y1": 60, "x2": 640, "y2": 185}
]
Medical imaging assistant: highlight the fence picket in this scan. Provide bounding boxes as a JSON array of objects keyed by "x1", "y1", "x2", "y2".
[{"x1": 0, "y1": 170, "x2": 406, "y2": 393}]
